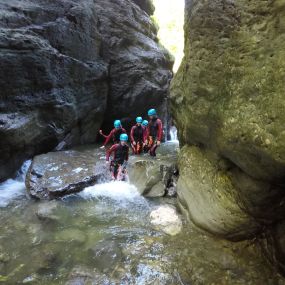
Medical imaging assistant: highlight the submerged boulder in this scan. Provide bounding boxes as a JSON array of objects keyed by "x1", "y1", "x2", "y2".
[
  {"x1": 171, "y1": 0, "x2": 285, "y2": 241},
  {"x1": 0, "y1": 0, "x2": 173, "y2": 181},
  {"x1": 26, "y1": 147, "x2": 109, "y2": 199}
]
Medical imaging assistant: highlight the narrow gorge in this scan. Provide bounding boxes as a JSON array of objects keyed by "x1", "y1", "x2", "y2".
[{"x1": 0, "y1": 0, "x2": 285, "y2": 284}]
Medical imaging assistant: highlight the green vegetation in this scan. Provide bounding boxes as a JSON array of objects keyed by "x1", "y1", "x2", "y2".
[{"x1": 152, "y1": 0, "x2": 184, "y2": 72}]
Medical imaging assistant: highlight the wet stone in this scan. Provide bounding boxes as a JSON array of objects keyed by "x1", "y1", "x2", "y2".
[
  {"x1": 128, "y1": 154, "x2": 177, "y2": 198},
  {"x1": 26, "y1": 147, "x2": 109, "y2": 200},
  {"x1": 150, "y1": 205, "x2": 182, "y2": 236}
]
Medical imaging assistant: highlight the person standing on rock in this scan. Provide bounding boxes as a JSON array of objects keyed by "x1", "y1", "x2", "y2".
[
  {"x1": 106, "y1": 134, "x2": 129, "y2": 180},
  {"x1": 146, "y1": 109, "x2": 163, "y2": 157},
  {"x1": 130, "y1": 117, "x2": 147, "y2": 155},
  {"x1": 142, "y1": 120, "x2": 149, "y2": 153},
  {"x1": 99, "y1": 120, "x2": 127, "y2": 149}
]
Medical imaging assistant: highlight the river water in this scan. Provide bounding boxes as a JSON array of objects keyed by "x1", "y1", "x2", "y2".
[{"x1": 0, "y1": 144, "x2": 283, "y2": 284}]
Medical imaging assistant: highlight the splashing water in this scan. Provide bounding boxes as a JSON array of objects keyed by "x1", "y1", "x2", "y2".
[
  {"x1": 79, "y1": 181, "x2": 148, "y2": 208},
  {"x1": 0, "y1": 160, "x2": 31, "y2": 207}
]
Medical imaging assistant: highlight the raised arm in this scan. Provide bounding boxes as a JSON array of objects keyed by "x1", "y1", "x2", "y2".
[
  {"x1": 104, "y1": 129, "x2": 115, "y2": 146},
  {"x1": 99, "y1": 130, "x2": 108, "y2": 139}
]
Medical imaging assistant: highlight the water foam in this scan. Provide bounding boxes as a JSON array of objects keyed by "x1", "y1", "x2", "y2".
[
  {"x1": 80, "y1": 181, "x2": 140, "y2": 200},
  {"x1": 0, "y1": 160, "x2": 31, "y2": 207}
]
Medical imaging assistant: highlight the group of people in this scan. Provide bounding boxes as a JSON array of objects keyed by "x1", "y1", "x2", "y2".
[{"x1": 99, "y1": 108, "x2": 163, "y2": 180}]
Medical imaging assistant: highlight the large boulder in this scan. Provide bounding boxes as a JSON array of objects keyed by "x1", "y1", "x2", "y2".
[
  {"x1": 0, "y1": 0, "x2": 173, "y2": 181},
  {"x1": 26, "y1": 147, "x2": 108, "y2": 199},
  {"x1": 171, "y1": 0, "x2": 285, "y2": 240},
  {"x1": 128, "y1": 142, "x2": 179, "y2": 197}
]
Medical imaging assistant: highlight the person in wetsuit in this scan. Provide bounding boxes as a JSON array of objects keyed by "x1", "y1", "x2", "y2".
[
  {"x1": 106, "y1": 133, "x2": 129, "y2": 180},
  {"x1": 130, "y1": 117, "x2": 147, "y2": 155},
  {"x1": 142, "y1": 120, "x2": 149, "y2": 153},
  {"x1": 99, "y1": 120, "x2": 126, "y2": 149},
  {"x1": 145, "y1": 109, "x2": 163, "y2": 157}
]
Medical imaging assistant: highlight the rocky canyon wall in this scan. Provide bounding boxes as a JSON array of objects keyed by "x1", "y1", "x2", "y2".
[
  {"x1": 171, "y1": 0, "x2": 285, "y2": 247},
  {"x1": 0, "y1": 0, "x2": 173, "y2": 181}
]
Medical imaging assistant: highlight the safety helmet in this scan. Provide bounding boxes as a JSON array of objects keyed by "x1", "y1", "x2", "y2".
[
  {"x1": 142, "y1": 120, "x2": 148, "y2": 127},
  {"x1": 114, "y1": 120, "x2": 121, "y2": 128},
  {"x1": 148, "y1": 109, "x2": 157, "y2": 116},
  {"x1": 120, "y1": 134, "x2": 128, "y2": 142},
  {"x1": 136, "y1": 116, "x2": 143, "y2": 124}
]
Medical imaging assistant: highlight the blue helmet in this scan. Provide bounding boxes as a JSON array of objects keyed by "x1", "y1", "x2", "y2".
[
  {"x1": 114, "y1": 120, "x2": 121, "y2": 128},
  {"x1": 142, "y1": 120, "x2": 148, "y2": 127},
  {"x1": 120, "y1": 134, "x2": 128, "y2": 142},
  {"x1": 148, "y1": 109, "x2": 157, "y2": 116},
  {"x1": 136, "y1": 116, "x2": 143, "y2": 124}
]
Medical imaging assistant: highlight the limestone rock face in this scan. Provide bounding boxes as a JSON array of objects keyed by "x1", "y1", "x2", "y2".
[
  {"x1": 171, "y1": 0, "x2": 285, "y2": 240},
  {"x1": 0, "y1": 0, "x2": 173, "y2": 181}
]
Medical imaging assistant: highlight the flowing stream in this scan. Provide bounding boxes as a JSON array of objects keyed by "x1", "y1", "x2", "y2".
[{"x1": 0, "y1": 144, "x2": 283, "y2": 284}]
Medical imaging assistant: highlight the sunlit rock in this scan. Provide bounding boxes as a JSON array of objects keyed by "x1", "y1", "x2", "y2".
[
  {"x1": 171, "y1": 0, "x2": 285, "y2": 242},
  {"x1": 150, "y1": 205, "x2": 182, "y2": 236}
]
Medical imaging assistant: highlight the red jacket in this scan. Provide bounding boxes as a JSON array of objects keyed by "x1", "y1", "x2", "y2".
[
  {"x1": 106, "y1": 143, "x2": 129, "y2": 162},
  {"x1": 101, "y1": 128, "x2": 126, "y2": 146},
  {"x1": 130, "y1": 125, "x2": 147, "y2": 143},
  {"x1": 146, "y1": 118, "x2": 163, "y2": 141}
]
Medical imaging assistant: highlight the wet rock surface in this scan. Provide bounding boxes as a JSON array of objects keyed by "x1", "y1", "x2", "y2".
[
  {"x1": 26, "y1": 146, "x2": 108, "y2": 199},
  {"x1": 150, "y1": 205, "x2": 182, "y2": 236},
  {"x1": 0, "y1": 0, "x2": 173, "y2": 181},
  {"x1": 128, "y1": 143, "x2": 179, "y2": 197},
  {"x1": 171, "y1": 0, "x2": 285, "y2": 244},
  {"x1": 26, "y1": 143, "x2": 178, "y2": 200},
  {"x1": 128, "y1": 158, "x2": 176, "y2": 198}
]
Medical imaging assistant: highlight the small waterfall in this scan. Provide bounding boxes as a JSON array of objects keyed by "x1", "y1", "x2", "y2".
[
  {"x1": 169, "y1": 126, "x2": 178, "y2": 142},
  {"x1": 0, "y1": 160, "x2": 31, "y2": 207}
]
